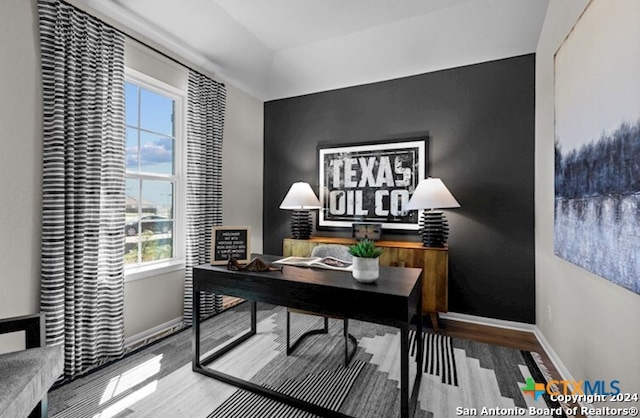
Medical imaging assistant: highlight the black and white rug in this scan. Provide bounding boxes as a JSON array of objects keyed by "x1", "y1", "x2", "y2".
[{"x1": 50, "y1": 303, "x2": 566, "y2": 418}]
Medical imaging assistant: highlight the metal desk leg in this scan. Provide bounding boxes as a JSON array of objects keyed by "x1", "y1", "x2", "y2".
[
  {"x1": 343, "y1": 319, "x2": 358, "y2": 367},
  {"x1": 192, "y1": 292, "x2": 257, "y2": 369},
  {"x1": 251, "y1": 300, "x2": 257, "y2": 333},
  {"x1": 286, "y1": 313, "x2": 328, "y2": 355},
  {"x1": 199, "y1": 301, "x2": 257, "y2": 367},
  {"x1": 417, "y1": 300, "x2": 423, "y2": 371},
  {"x1": 411, "y1": 296, "x2": 424, "y2": 417},
  {"x1": 192, "y1": 290, "x2": 201, "y2": 370},
  {"x1": 400, "y1": 325, "x2": 409, "y2": 417},
  {"x1": 193, "y1": 299, "x2": 348, "y2": 418}
]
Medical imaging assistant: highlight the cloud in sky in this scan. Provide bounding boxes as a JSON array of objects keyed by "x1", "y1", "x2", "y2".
[{"x1": 127, "y1": 137, "x2": 173, "y2": 168}]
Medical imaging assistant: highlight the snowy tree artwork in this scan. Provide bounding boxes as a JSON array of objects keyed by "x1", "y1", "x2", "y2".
[{"x1": 554, "y1": 0, "x2": 640, "y2": 294}]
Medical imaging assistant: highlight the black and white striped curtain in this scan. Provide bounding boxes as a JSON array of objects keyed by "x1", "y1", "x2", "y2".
[
  {"x1": 183, "y1": 71, "x2": 227, "y2": 325},
  {"x1": 38, "y1": 0, "x2": 126, "y2": 379}
]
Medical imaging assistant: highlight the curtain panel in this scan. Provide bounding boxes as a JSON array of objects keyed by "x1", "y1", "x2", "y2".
[
  {"x1": 38, "y1": 0, "x2": 126, "y2": 379},
  {"x1": 183, "y1": 71, "x2": 227, "y2": 325}
]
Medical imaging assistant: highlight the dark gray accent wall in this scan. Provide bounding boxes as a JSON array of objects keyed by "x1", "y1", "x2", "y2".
[{"x1": 263, "y1": 54, "x2": 535, "y2": 323}]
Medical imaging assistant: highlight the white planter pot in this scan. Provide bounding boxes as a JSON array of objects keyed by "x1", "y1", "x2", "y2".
[{"x1": 352, "y1": 257, "x2": 379, "y2": 283}]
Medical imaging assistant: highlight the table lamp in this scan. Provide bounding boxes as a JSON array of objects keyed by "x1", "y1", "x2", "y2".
[
  {"x1": 406, "y1": 177, "x2": 460, "y2": 247},
  {"x1": 279, "y1": 182, "x2": 321, "y2": 239}
]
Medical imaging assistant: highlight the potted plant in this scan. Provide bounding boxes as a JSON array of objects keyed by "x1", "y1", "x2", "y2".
[{"x1": 348, "y1": 239, "x2": 383, "y2": 283}]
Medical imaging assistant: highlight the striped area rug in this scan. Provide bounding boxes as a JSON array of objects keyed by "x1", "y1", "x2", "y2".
[
  {"x1": 209, "y1": 362, "x2": 365, "y2": 417},
  {"x1": 49, "y1": 303, "x2": 566, "y2": 418},
  {"x1": 206, "y1": 330, "x2": 456, "y2": 418}
]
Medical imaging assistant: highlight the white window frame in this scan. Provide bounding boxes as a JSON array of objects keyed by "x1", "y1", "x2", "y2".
[{"x1": 124, "y1": 68, "x2": 186, "y2": 282}]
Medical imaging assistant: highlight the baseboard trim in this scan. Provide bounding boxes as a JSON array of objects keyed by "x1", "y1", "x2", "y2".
[
  {"x1": 124, "y1": 316, "x2": 183, "y2": 351},
  {"x1": 441, "y1": 311, "x2": 537, "y2": 333},
  {"x1": 122, "y1": 297, "x2": 242, "y2": 352},
  {"x1": 531, "y1": 327, "x2": 575, "y2": 382}
]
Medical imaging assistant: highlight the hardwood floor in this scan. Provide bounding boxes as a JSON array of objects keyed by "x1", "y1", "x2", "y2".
[
  {"x1": 437, "y1": 317, "x2": 542, "y2": 352},
  {"x1": 50, "y1": 303, "x2": 584, "y2": 418},
  {"x1": 434, "y1": 316, "x2": 586, "y2": 418}
]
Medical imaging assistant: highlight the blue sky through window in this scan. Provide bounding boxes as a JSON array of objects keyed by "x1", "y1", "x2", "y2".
[
  {"x1": 125, "y1": 82, "x2": 175, "y2": 173},
  {"x1": 125, "y1": 81, "x2": 176, "y2": 216}
]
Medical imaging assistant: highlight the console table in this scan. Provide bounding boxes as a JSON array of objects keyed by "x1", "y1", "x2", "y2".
[
  {"x1": 192, "y1": 255, "x2": 423, "y2": 418},
  {"x1": 284, "y1": 237, "x2": 448, "y2": 330}
]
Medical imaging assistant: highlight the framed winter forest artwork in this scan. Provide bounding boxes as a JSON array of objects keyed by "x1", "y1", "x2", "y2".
[{"x1": 554, "y1": 0, "x2": 640, "y2": 294}]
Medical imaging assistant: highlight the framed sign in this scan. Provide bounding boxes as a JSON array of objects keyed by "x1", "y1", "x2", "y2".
[
  {"x1": 318, "y1": 138, "x2": 427, "y2": 230},
  {"x1": 211, "y1": 226, "x2": 251, "y2": 265}
]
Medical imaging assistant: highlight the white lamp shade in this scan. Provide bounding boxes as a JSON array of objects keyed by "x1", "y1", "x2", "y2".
[
  {"x1": 279, "y1": 182, "x2": 321, "y2": 209},
  {"x1": 406, "y1": 178, "x2": 460, "y2": 210}
]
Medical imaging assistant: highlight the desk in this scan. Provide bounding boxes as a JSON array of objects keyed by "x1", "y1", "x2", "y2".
[
  {"x1": 284, "y1": 237, "x2": 448, "y2": 330},
  {"x1": 192, "y1": 256, "x2": 423, "y2": 418}
]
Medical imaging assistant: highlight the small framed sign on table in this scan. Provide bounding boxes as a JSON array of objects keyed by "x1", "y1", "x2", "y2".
[
  {"x1": 211, "y1": 226, "x2": 251, "y2": 265},
  {"x1": 352, "y1": 222, "x2": 382, "y2": 241}
]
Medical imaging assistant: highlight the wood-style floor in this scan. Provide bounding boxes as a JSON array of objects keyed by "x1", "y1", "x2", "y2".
[
  {"x1": 435, "y1": 317, "x2": 586, "y2": 418},
  {"x1": 50, "y1": 301, "x2": 582, "y2": 417},
  {"x1": 226, "y1": 297, "x2": 581, "y2": 416}
]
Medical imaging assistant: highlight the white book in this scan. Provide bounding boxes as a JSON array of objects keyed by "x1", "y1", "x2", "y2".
[{"x1": 272, "y1": 256, "x2": 353, "y2": 271}]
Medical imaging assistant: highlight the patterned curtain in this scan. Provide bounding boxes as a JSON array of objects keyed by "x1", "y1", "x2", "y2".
[
  {"x1": 38, "y1": 0, "x2": 126, "y2": 379},
  {"x1": 183, "y1": 71, "x2": 227, "y2": 325}
]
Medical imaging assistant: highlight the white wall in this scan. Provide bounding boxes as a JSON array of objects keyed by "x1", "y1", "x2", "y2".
[
  {"x1": 222, "y1": 86, "x2": 263, "y2": 256},
  {"x1": 536, "y1": 0, "x2": 640, "y2": 396},
  {"x1": 0, "y1": 0, "x2": 42, "y2": 352},
  {"x1": 0, "y1": 0, "x2": 264, "y2": 349},
  {"x1": 223, "y1": 83, "x2": 264, "y2": 254}
]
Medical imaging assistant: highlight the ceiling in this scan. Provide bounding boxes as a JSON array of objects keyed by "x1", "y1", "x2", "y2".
[{"x1": 78, "y1": 0, "x2": 549, "y2": 101}]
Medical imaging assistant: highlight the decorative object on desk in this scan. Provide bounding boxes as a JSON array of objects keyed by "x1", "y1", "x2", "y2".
[
  {"x1": 273, "y1": 256, "x2": 352, "y2": 271},
  {"x1": 227, "y1": 256, "x2": 283, "y2": 272},
  {"x1": 351, "y1": 222, "x2": 382, "y2": 241},
  {"x1": 406, "y1": 177, "x2": 460, "y2": 248},
  {"x1": 318, "y1": 137, "x2": 427, "y2": 231},
  {"x1": 279, "y1": 182, "x2": 321, "y2": 240},
  {"x1": 348, "y1": 239, "x2": 383, "y2": 283}
]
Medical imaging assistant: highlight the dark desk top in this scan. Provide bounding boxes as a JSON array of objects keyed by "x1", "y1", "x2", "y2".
[
  {"x1": 194, "y1": 255, "x2": 423, "y2": 326},
  {"x1": 195, "y1": 254, "x2": 422, "y2": 298}
]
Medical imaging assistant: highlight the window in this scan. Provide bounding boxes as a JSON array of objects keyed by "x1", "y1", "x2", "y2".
[{"x1": 124, "y1": 70, "x2": 184, "y2": 277}]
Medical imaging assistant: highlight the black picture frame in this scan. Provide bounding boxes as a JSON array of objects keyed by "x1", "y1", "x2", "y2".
[
  {"x1": 210, "y1": 226, "x2": 251, "y2": 265},
  {"x1": 318, "y1": 138, "x2": 428, "y2": 231}
]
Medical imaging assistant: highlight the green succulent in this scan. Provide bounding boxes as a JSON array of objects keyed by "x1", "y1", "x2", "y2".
[{"x1": 348, "y1": 239, "x2": 383, "y2": 258}]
